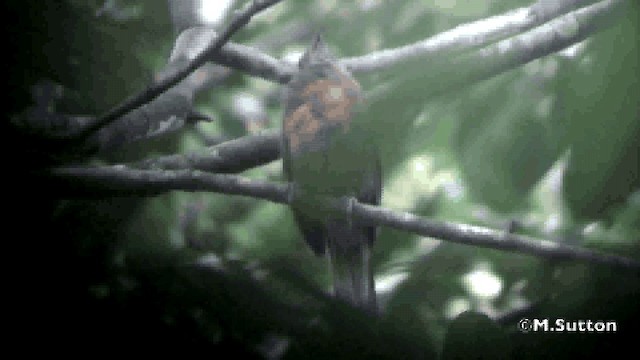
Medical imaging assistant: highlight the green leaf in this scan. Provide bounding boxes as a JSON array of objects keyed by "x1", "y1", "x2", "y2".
[
  {"x1": 452, "y1": 70, "x2": 561, "y2": 212},
  {"x1": 558, "y1": 3, "x2": 640, "y2": 222}
]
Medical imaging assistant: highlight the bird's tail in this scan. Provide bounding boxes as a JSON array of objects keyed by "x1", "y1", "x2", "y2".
[{"x1": 326, "y1": 219, "x2": 377, "y2": 313}]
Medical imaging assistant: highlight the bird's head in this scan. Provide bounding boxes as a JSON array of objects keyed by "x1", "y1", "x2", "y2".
[{"x1": 298, "y1": 33, "x2": 336, "y2": 69}]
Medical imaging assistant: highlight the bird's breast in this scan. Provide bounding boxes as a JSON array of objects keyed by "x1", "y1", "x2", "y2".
[{"x1": 283, "y1": 65, "x2": 362, "y2": 157}]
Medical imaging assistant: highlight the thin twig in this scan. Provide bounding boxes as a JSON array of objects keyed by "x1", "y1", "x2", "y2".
[{"x1": 71, "y1": 0, "x2": 283, "y2": 140}]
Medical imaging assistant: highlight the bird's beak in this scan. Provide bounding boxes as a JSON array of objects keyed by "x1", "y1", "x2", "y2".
[{"x1": 311, "y1": 33, "x2": 325, "y2": 49}]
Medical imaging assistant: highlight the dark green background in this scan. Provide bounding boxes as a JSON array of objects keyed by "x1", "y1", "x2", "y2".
[{"x1": 7, "y1": 0, "x2": 639, "y2": 357}]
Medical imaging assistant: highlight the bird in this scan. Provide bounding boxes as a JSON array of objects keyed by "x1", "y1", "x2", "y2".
[{"x1": 282, "y1": 34, "x2": 381, "y2": 312}]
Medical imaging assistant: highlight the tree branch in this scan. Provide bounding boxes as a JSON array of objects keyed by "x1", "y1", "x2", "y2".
[
  {"x1": 70, "y1": 0, "x2": 283, "y2": 140},
  {"x1": 341, "y1": 0, "x2": 603, "y2": 73},
  {"x1": 47, "y1": 165, "x2": 640, "y2": 272},
  {"x1": 170, "y1": 18, "x2": 313, "y2": 92},
  {"x1": 187, "y1": 0, "x2": 615, "y2": 83},
  {"x1": 100, "y1": 0, "x2": 619, "y2": 175},
  {"x1": 366, "y1": 0, "x2": 626, "y2": 103},
  {"x1": 353, "y1": 202, "x2": 639, "y2": 270},
  {"x1": 48, "y1": 166, "x2": 289, "y2": 203},
  {"x1": 12, "y1": 81, "x2": 200, "y2": 159},
  {"x1": 207, "y1": 38, "x2": 297, "y2": 84},
  {"x1": 16, "y1": 0, "x2": 622, "y2": 163},
  {"x1": 168, "y1": 27, "x2": 295, "y2": 85},
  {"x1": 132, "y1": 130, "x2": 280, "y2": 173}
]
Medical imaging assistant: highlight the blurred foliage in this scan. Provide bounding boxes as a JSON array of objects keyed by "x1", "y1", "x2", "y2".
[
  {"x1": 10, "y1": 0, "x2": 639, "y2": 357},
  {"x1": 557, "y1": 7, "x2": 640, "y2": 223},
  {"x1": 7, "y1": 0, "x2": 173, "y2": 115}
]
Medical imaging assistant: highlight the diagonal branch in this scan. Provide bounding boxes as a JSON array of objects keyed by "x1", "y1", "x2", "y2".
[
  {"x1": 68, "y1": 0, "x2": 283, "y2": 140},
  {"x1": 47, "y1": 165, "x2": 640, "y2": 272},
  {"x1": 364, "y1": 0, "x2": 626, "y2": 104},
  {"x1": 354, "y1": 202, "x2": 639, "y2": 270},
  {"x1": 341, "y1": 0, "x2": 603, "y2": 73}
]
